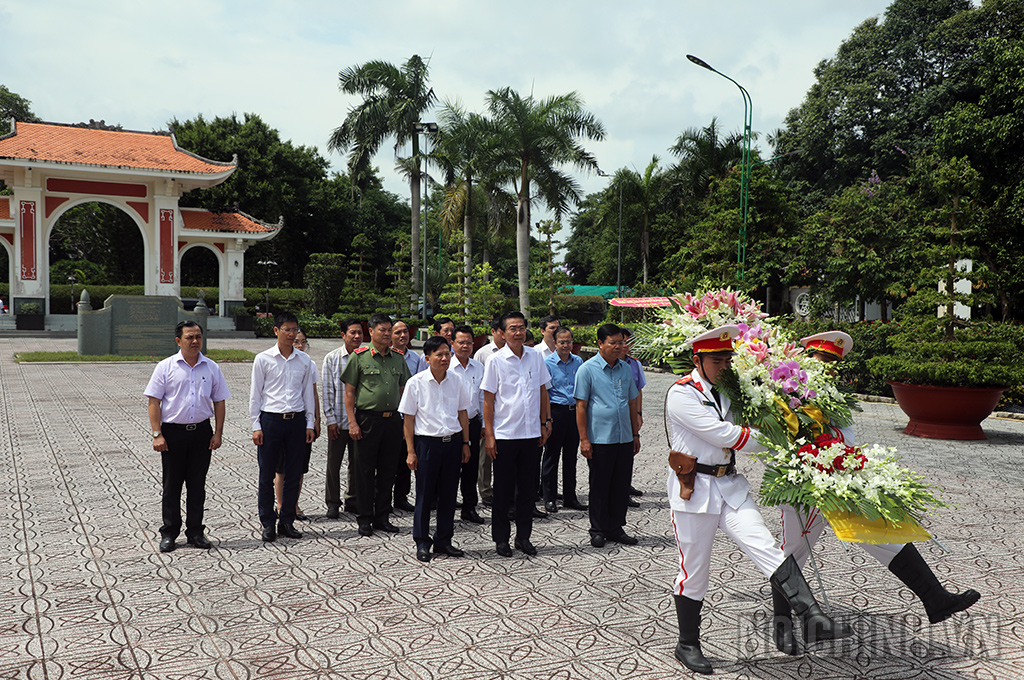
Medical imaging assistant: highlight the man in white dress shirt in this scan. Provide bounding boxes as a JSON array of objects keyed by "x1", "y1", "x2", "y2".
[
  {"x1": 481, "y1": 311, "x2": 552, "y2": 557},
  {"x1": 451, "y1": 325, "x2": 485, "y2": 523},
  {"x1": 145, "y1": 321, "x2": 230, "y2": 553},
  {"x1": 321, "y1": 318, "x2": 363, "y2": 518},
  {"x1": 249, "y1": 312, "x2": 316, "y2": 543},
  {"x1": 536, "y1": 314, "x2": 560, "y2": 359},
  {"x1": 473, "y1": 318, "x2": 505, "y2": 506},
  {"x1": 399, "y1": 336, "x2": 471, "y2": 562},
  {"x1": 665, "y1": 325, "x2": 851, "y2": 673}
]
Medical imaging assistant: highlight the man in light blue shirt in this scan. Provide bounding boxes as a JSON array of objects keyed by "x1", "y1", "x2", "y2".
[
  {"x1": 574, "y1": 323, "x2": 640, "y2": 548},
  {"x1": 542, "y1": 327, "x2": 586, "y2": 513}
]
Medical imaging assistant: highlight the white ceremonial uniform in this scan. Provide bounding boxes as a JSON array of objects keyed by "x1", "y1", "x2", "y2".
[
  {"x1": 780, "y1": 424, "x2": 903, "y2": 567},
  {"x1": 666, "y1": 369, "x2": 785, "y2": 600}
]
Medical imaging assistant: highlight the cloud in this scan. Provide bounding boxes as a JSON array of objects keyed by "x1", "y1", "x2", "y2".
[{"x1": 2, "y1": 0, "x2": 893, "y2": 210}]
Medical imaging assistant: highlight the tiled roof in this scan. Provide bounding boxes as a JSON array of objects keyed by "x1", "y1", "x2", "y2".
[
  {"x1": 180, "y1": 209, "x2": 278, "y2": 234},
  {"x1": 0, "y1": 121, "x2": 235, "y2": 175},
  {"x1": 0, "y1": 197, "x2": 9, "y2": 220}
]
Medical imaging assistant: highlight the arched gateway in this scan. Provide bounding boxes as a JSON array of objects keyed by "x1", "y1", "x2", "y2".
[{"x1": 0, "y1": 120, "x2": 281, "y2": 317}]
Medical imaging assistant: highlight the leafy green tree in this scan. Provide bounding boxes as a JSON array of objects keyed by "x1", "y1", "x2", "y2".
[
  {"x1": 49, "y1": 202, "x2": 143, "y2": 284},
  {"x1": 773, "y1": 0, "x2": 978, "y2": 205},
  {"x1": 304, "y1": 253, "x2": 347, "y2": 316},
  {"x1": 486, "y1": 88, "x2": 605, "y2": 312},
  {"x1": 668, "y1": 118, "x2": 743, "y2": 202},
  {"x1": 615, "y1": 156, "x2": 665, "y2": 284},
  {"x1": 937, "y1": 20, "x2": 1024, "y2": 319},
  {"x1": 529, "y1": 220, "x2": 572, "y2": 316},
  {"x1": 0, "y1": 85, "x2": 38, "y2": 135},
  {"x1": 328, "y1": 55, "x2": 437, "y2": 308}
]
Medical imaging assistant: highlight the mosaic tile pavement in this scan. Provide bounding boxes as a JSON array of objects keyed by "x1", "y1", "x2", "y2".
[{"x1": 1, "y1": 335, "x2": 1020, "y2": 679}]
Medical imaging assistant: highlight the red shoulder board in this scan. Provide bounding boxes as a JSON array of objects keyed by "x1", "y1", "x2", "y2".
[
  {"x1": 392, "y1": 347, "x2": 406, "y2": 355},
  {"x1": 354, "y1": 346, "x2": 371, "y2": 354},
  {"x1": 675, "y1": 376, "x2": 703, "y2": 391}
]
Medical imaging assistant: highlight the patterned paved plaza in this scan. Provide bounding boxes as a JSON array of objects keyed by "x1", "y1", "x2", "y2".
[{"x1": 1, "y1": 334, "x2": 1020, "y2": 679}]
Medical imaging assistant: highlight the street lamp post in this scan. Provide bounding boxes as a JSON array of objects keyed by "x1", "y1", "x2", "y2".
[
  {"x1": 687, "y1": 54, "x2": 752, "y2": 282},
  {"x1": 413, "y1": 122, "x2": 438, "y2": 320},
  {"x1": 257, "y1": 259, "x2": 277, "y2": 318}
]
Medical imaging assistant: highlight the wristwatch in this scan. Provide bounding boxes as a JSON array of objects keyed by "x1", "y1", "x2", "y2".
[
  {"x1": 152, "y1": 430, "x2": 162, "y2": 438},
  {"x1": 463, "y1": 442, "x2": 471, "y2": 446}
]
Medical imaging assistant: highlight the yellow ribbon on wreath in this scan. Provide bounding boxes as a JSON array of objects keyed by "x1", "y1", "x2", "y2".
[{"x1": 774, "y1": 398, "x2": 831, "y2": 439}]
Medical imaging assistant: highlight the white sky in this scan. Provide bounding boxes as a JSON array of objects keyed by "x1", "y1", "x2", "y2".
[{"x1": 2, "y1": 0, "x2": 893, "y2": 217}]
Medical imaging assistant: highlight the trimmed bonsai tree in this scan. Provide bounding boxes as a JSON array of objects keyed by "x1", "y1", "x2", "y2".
[{"x1": 869, "y1": 156, "x2": 1024, "y2": 388}]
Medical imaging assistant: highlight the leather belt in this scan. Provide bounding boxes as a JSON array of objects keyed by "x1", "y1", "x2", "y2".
[
  {"x1": 695, "y1": 462, "x2": 736, "y2": 477},
  {"x1": 162, "y1": 420, "x2": 209, "y2": 432},
  {"x1": 417, "y1": 434, "x2": 461, "y2": 442},
  {"x1": 262, "y1": 411, "x2": 304, "y2": 420},
  {"x1": 551, "y1": 403, "x2": 575, "y2": 411}
]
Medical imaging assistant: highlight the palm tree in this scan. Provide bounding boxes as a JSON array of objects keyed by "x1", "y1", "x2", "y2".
[
  {"x1": 486, "y1": 88, "x2": 605, "y2": 312},
  {"x1": 435, "y1": 101, "x2": 494, "y2": 315},
  {"x1": 668, "y1": 117, "x2": 744, "y2": 201},
  {"x1": 327, "y1": 55, "x2": 436, "y2": 310},
  {"x1": 614, "y1": 156, "x2": 664, "y2": 285}
]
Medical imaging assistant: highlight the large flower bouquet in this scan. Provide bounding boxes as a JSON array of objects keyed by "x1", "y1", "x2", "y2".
[
  {"x1": 635, "y1": 287, "x2": 944, "y2": 527},
  {"x1": 757, "y1": 433, "x2": 942, "y2": 525}
]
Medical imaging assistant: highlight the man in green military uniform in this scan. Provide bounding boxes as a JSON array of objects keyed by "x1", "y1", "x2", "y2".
[{"x1": 343, "y1": 313, "x2": 412, "y2": 536}]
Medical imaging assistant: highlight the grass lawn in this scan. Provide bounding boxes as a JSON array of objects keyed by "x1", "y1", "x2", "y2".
[{"x1": 15, "y1": 349, "x2": 256, "y2": 363}]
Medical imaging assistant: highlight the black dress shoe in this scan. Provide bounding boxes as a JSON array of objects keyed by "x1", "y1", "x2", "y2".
[
  {"x1": 627, "y1": 498, "x2": 640, "y2": 508},
  {"x1": 278, "y1": 523, "x2": 303, "y2": 539},
  {"x1": 461, "y1": 508, "x2": 485, "y2": 524},
  {"x1": 416, "y1": 547, "x2": 432, "y2": 563},
  {"x1": 394, "y1": 498, "x2": 416, "y2": 512},
  {"x1": 533, "y1": 506, "x2": 549, "y2": 519},
  {"x1": 187, "y1": 534, "x2": 212, "y2": 549},
  {"x1": 608, "y1": 533, "x2": 639, "y2": 545},
  {"x1": 326, "y1": 504, "x2": 340, "y2": 519},
  {"x1": 629, "y1": 485, "x2": 644, "y2": 496},
  {"x1": 433, "y1": 544, "x2": 465, "y2": 557},
  {"x1": 159, "y1": 536, "x2": 176, "y2": 553},
  {"x1": 262, "y1": 527, "x2": 276, "y2": 542},
  {"x1": 563, "y1": 499, "x2": 589, "y2": 511},
  {"x1": 358, "y1": 524, "x2": 374, "y2": 537},
  {"x1": 514, "y1": 538, "x2": 538, "y2": 556},
  {"x1": 544, "y1": 501, "x2": 558, "y2": 513},
  {"x1": 295, "y1": 512, "x2": 309, "y2": 522},
  {"x1": 590, "y1": 534, "x2": 606, "y2": 548},
  {"x1": 495, "y1": 542, "x2": 513, "y2": 557},
  {"x1": 373, "y1": 520, "x2": 400, "y2": 533}
]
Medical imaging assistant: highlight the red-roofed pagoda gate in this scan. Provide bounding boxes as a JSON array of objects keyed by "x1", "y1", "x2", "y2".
[{"x1": 0, "y1": 121, "x2": 281, "y2": 317}]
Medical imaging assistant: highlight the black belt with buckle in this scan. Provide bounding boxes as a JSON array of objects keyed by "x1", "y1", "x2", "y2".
[
  {"x1": 695, "y1": 462, "x2": 736, "y2": 477},
  {"x1": 163, "y1": 420, "x2": 209, "y2": 432},
  {"x1": 551, "y1": 403, "x2": 575, "y2": 411},
  {"x1": 357, "y1": 409, "x2": 395, "y2": 418},
  {"x1": 418, "y1": 434, "x2": 460, "y2": 443},
  {"x1": 262, "y1": 411, "x2": 305, "y2": 420}
]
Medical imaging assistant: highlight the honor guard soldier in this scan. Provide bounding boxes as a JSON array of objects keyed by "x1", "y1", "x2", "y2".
[
  {"x1": 342, "y1": 313, "x2": 412, "y2": 537},
  {"x1": 775, "y1": 331, "x2": 980, "y2": 649},
  {"x1": 665, "y1": 325, "x2": 851, "y2": 673}
]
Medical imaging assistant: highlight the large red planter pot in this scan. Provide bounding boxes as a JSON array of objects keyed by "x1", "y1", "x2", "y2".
[{"x1": 888, "y1": 381, "x2": 1006, "y2": 440}]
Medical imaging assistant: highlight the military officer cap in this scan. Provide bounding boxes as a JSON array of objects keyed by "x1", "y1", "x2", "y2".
[
  {"x1": 686, "y1": 325, "x2": 740, "y2": 355},
  {"x1": 800, "y1": 331, "x2": 853, "y2": 359}
]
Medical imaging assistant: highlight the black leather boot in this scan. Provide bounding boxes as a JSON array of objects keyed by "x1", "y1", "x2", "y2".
[
  {"x1": 770, "y1": 555, "x2": 853, "y2": 645},
  {"x1": 772, "y1": 587, "x2": 798, "y2": 655},
  {"x1": 887, "y1": 543, "x2": 981, "y2": 624},
  {"x1": 673, "y1": 595, "x2": 713, "y2": 675}
]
